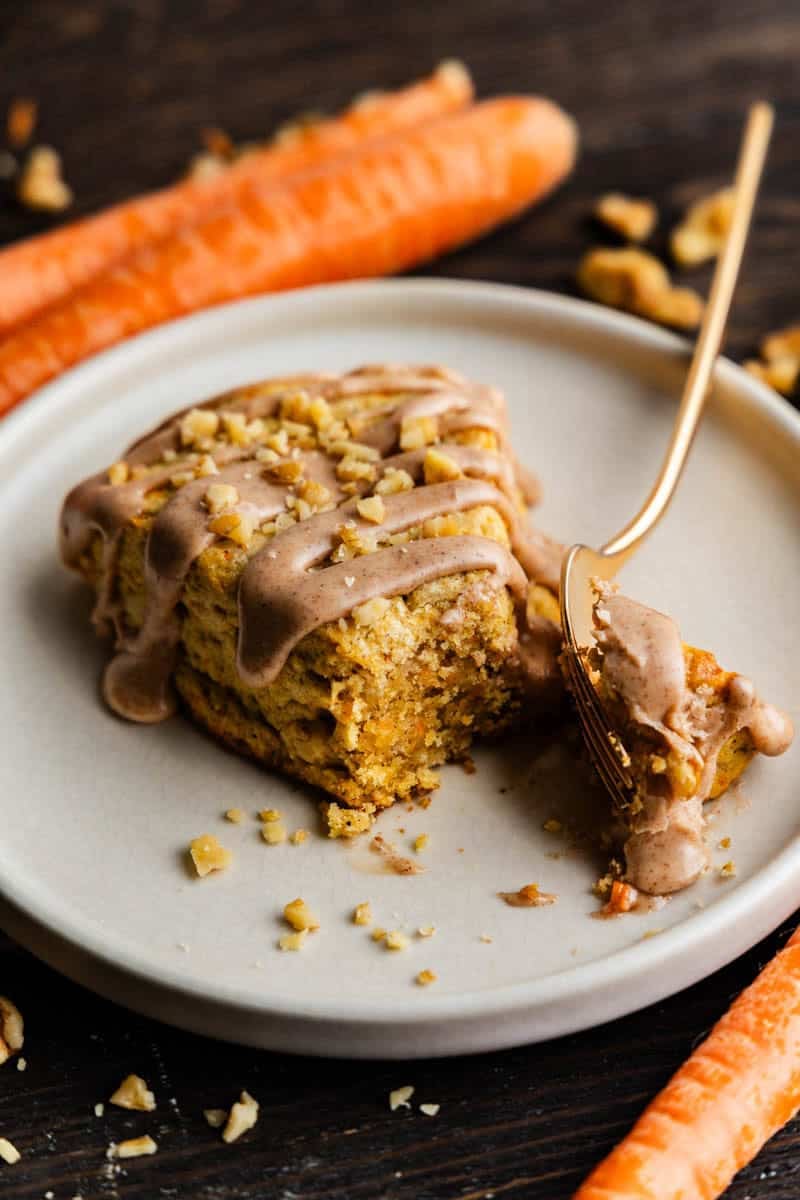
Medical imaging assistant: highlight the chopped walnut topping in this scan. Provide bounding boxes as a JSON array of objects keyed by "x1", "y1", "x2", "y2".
[
  {"x1": 352, "y1": 597, "x2": 391, "y2": 626},
  {"x1": 290, "y1": 829, "x2": 308, "y2": 845},
  {"x1": 180, "y1": 407, "x2": 219, "y2": 445},
  {"x1": 419, "y1": 1102, "x2": 440, "y2": 1116},
  {"x1": 353, "y1": 902, "x2": 372, "y2": 926},
  {"x1": 17, "y1": 145, "x2": 72, "y2": 211},
  {"x1": 278, "y1": 930, "x2": 307, "y2": 951},
  {"x1": 204, "y1": 482, "x2": 239, "y2": 513},
  {"x1": 265, "y1": 459, "x2": 305, "y2": 484},
  {"x1": 170, "y1": 469, "x2": 197, "y2": 488},
  {"x1": 225, "y1": 808, "x2": 244, "y2": 824},
  {"x1": 0, "y1": 996, "x2": 24, "y2": 1065},
  {"x1": 327, "y1": 439, "x2": 380, "y2": 461},
  {"x1": 204, "y1": 1108, "x2": 228, "y2": 1129},
  {"x1": 413, "y1": 834, "x2": 429, "y2": 853},
  {"x1": 107, "y1": 461, "x2": 130, "y2": 486},
  {"x1": 264, "y1": 428, "x2": 290, "y2": 455},
  {"x1": 497, "y1": 883, "x2": 557, "y2": 907},
  {"x1": 422, "y1": 447, "x2": 462, "y2": 484},
  {"x1": 671, "y1": 187, "x2": 734, "y2": 266},
  {"x1": 189, "y1": 834, "x2": 232, "y2": 877},
  {"x1": 416, "y1": 969, "x2": 437, "y2": 986},
  {"x1": 0, "y1": 1138, "x2": 21, "y2": 1165},
  {"x1": 385, "y1": 930, "x2": 409, "y2": 951},
  {"x1": 356, "y1": 494, "x2": 386, "y2": 524},
  {"x1": 209, "y1": 511, "x2": 254, "y2": 547},
  {"x1": 400, "y1": 415, "x2": 438, "y2": 450},
  {"x1": 376, "y1": 466, "x2": 415, "y2": 495},
  {"x1": 219, "y1": 411, "x2": 251, "y2": 447},
  {"x1": 112, "y1": 1135, "x2": 158, "y2": 1159},
  {"x1": 283, "y1": 897, "x2": 320, "y2": 932},
  {"x1": 196, "y1": 453, "x2": 219, "y2": 478},
  {"x1": 389, "y1": 1085, "x2": 414, "y2": 1111},
  {"x1": 110, "y1": 1074, "x2": 156, "y2": 1112},
  {"x1": 297, "y1": 478, "x2": 332, "y2": 510},
  {"x1": 595, "y1": 193, "x2": 657, "y2": 242},
  {"x1": 6, "y1": 98, "x2": 37, "y2": 148},
  {"x1": 223, "y1": 1092, "x2": 259, "y2": 1144},
  {"x1": 261, "y1": 821, "x2": 287, "y2": 845},
  {"x1": 577, "y1": 247, "x2": 703, "y2": 330},
  {"x1": 337, "y1": 456, "x2": 377, "y2": 483},
  {"x1": 255, "y1": 446, "x2": 280, "y2": 465}
]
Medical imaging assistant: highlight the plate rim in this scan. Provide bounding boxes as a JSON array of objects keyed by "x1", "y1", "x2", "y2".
[{"x1": 1, "y1": 276, "x2": 798, "y2": 1043}]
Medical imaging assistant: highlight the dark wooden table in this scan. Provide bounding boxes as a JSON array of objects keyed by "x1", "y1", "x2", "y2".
[{"x1": 1, "y1": 2, "x2": 799, "y2": 1197}]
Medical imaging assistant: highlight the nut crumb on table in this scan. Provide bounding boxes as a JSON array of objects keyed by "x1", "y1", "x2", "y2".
[
  {"x1": 577, "y1": 246, "x2": 704, "y2": 329},
  {"x1": 594, "y1": 192, "x2": 657, "y2": 242},
  {"x1": 189, "y1": 834, "x2": 232, "y2": 877},
  {"x1": 109, "y1": 1074, "x2": 156, "y2": 1112},
  {"x1": 416, "y1": 969, "x2": 437, "y2": 986},
  {"x1": 0, "y1": 1138, "x2": 21, "y2": 1165},
  {"x1": 283, "y1": 897, "x2": 320, "y2": 932},
  {"x1": 111, "y1": 1135, "x2": 158, "y2": 1159},
  {"x1": 222, "y1": 1091, "x2": 259, "y2": 1144},
  {"x1": 389, "y1": 1085, "x2": 414, "y2": 1111}
]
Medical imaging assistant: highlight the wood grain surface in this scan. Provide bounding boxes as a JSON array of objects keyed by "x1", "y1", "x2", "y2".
[{"x1": 1, "y1": 2, "x2": 799, "y2": 1197}]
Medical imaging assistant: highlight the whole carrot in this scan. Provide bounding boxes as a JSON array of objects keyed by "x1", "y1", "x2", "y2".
[
  {"x1": 0, "y1": 95, "x2": 577, "y2": 418},
  {"x1": 0, "y1": 61, "x2": 472, "y2": 337},
  {"x1": 574, "y1": 926, "x2": 800, "y2": 1200}
]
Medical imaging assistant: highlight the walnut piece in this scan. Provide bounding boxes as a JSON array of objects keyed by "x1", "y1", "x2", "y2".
[
  {"x1": 389, "y1": 1085, "x2": 414, "y2": 1111},
  {"x1": 419, "y1": 1102, "x2": 441, "y2": 1116},
  {"x1": 189, "y1": 834, "x2": 233, "y2": 877},
  {"x1": 423, "y1": 448, "x2": 462, "y2": 484},
  {"x1": 0, "y1": 1138, "x2": 21, "y2": 1165},
  {"x1": 283, "y1": 897, "x2": 320, "y2": 932},
  {"x1": 112, "y1": 1135, "x2": 158, "y2": 1159},
  {"x1": 17, "y1": 145, "x2": 72, "y2": 211},
  {"x1": 261, "y1": 820, "x2": 287, "y2": 845},
  {"x1": 356, "y1": 495, "x2": 386, "y2": 524},
  {"x1": 385, "y1": 930, "x2": 409, "y2": 951},
  {"x1": 222, "y1": 1091, "x2": 259, "y2": 1144},
  {"x1": 0, "y1": 996, "x2": 24, "y2": 1065},
  {"x1": 353, "y1": 902, "x2": 372, "y2": 926},
  {"x1": 400, "y1": 415, "x2": 438, "y2": 450},
  {"x1": 577, "y1": 247, "x2": 703, "y2": 330},
  {"x1": 278, "y1": 930, "x2": 307, "y2": 951},
  {"x1": 671, "y1": 187, "x2": 734, "y2": 266},
  {"x1": 180, "y1": 407, "x2": 219, "y2": 445},
  {"x1": 109, "y1": 1074, "x2": 156, "y2": 1112},
  {"x1": 416, "y1": 969, "x2": 437, "y2": 986},
  {"x1": 595, "y1": 192, "x2": 658, "y2": 242},
  {"x1": 204, "y1": 1108, "x2": 228, "y2": 1128}
]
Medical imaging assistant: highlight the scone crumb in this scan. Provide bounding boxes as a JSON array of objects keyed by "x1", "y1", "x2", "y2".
[
  {"x1": 223, "y1": 1091, "x2": 259, "y2": 1144},
  {"x1": 371, "y1": 927, "x2": 388, "y2": 942},
  {"x1": 107, "y1": 461, "x2": 130, "y2": 486},
  {"x1": 323, "y1": 802, "x2": 376, "y2": 839},
  {"x1": 278, "y1": 930, "x2": 307, "y2": 952},
  {"x1": 204, "y1": 1108, "x2": 228, "y2": 1129},
  {"x1": 290, "y1": 829, "x2": 309, "y2": 845},
  {"x1": 416, "y1": 969, "x2": 437, "y2": 986},
  {"x1": 352, "y1": 597, "x2": 391, "y2": 626},
  {"x1": 189, "y1": 834, "x2": 232, "y2": 877},
  {"x1": 413, "y1": 834, "x2": 429, "y2": 853},
  {"x1": 0, "y1": 996, "x2": 24, "y2": 1064},
  {"x1": 0, "y1": 1138, "x2": 21, "y2": 1165},
  {"x1": 113, "y1": 1135, "x2": 158, "y2": 1159},
  {"x1": 110, "y1": 1074, "x2": 156, "y2": 1112},
  {"x1": 419, "y1": 1102, "x2": 441, "y2": 1116},
  {"x1": 353, "y1": 902, "x2": 372, "y2": 926},
  {"x1": 594, "y1": 192, "x2": 657, "y2": 242},
  {"x1": 225, "y1": 808, "x2": 245, "y2": 824},
  {"x1": 385, "y1": 930, "x2": 409, "y2": 951},
  {"x1": 497, "y1": 883, "x2": 557, "y2": 908},
  {"x1": 356, "y1": 495, "x2": 386, "y2": 524},
  {"x1": 283, "y1": 897, "x2": 320, "y2": 932},
  {"x1": 261, "y1": 821, "x2": 287, "y2": 845},
  {"x1": 389, "y1": 1085, "x2": 414, "y2": 1111},
  {"x1": 720, "y1": 860, "x2": 737, "y2": 879}
]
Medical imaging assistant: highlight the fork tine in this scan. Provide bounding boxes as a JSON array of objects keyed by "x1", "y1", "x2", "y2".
[{"x1": 561, "y1": 646, "x2": 633, "y2": 805}]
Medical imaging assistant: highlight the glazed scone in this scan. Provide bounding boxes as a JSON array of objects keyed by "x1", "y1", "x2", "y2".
[
  {"x1": 61, "y1": 365, "x2": 563, "y2": 830},
  {"x1": 589, "y1": 584, "x2": 793, "y2": 894}
]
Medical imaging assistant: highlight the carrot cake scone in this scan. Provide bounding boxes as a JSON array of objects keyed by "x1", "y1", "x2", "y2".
[
  {"x1": 60, "y1": 365, "x2": 563, "y2": 833},
  {"x1": 588, "y1": 584, "x2": 793, "y2": 894}
]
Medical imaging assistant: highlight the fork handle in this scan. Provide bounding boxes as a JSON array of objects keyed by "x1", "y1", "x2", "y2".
[{"x1": 601, "y1": 101, "x2": 773, "y2": 565}]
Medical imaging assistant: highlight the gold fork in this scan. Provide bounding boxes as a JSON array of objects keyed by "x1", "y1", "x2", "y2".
[{"x1": 560, "y1": 102, "x2": 774, "y2": 806}]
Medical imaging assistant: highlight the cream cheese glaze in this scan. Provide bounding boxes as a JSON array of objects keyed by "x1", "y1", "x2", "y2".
[
  {"x1": 592, "y1": 584, "x2": 793, "y2": 894},
  {"x1": 60, "y1": 365, "x2": 563, "y2": 725}
]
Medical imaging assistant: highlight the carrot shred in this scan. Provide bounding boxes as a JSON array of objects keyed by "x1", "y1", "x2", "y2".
[
  {"x1": 573, "y1": 926, "x2": 800, "y2": 1199},
  {"x1": 0, "y1": 61, "x2": 473, "y2": 337},
  {"x1": 0, "y1": 95, "x2": 577, "y2": 419}
]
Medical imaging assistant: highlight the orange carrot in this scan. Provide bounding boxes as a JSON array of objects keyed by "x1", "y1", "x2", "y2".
[
  {"x1": 0, "y1": 95, "x2": 577, "y2": 419},
  {"x1": 574, "y1": 926, "x2": 800, "y2": 1200},
  {"x1": 0, "y1": 61, "x2": 472, "y2": 337}
]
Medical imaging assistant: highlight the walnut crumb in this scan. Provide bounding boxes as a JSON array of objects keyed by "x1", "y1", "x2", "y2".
[
  {"x1": 112, "y1": 1135, "x2": 158, "y2": 1159},
  {"x1": 497, "y1": 883, "x2": 557, "y2": 908},
  {"x1": 416, "y1": 969, "x2": 437, "y2": 986},
  {"x1": 16, "y1": 1057, "x2": 26, "y2": 1072},
  {"x1": 353, "y1": 902, "x2": 372, "y2": 926},
  {"x1": 577, "y1": 247, "x2": 703, "y2": 330},
  {"x1": 278, "y1": 930, "x2": 307, "y2": 952},
  {"x1": 17, "y1": 145, "x2": 72, "y2": 211},
  {"x1": 595, "y1": 192, "x2": 657, "y2": 242},
  {"x1": 389, "y1": 1085, "x2": 414, "y2": 1111},
  {"x1": 265, "y1": 459, "x2": 305, "y2": 484},
  {"x1": 261, "y1": 821, "x2": 287, "y2": 845},
  {"x1": 223, "y1": 1091, "x2": 259, "y2": 1144},
  {"x1": 376, "y1": 466, "x2": 415, "y2": 495},
  {"x1": 290, "y1": 829, "x2": 308, "y2": 845},
  {"x1": 110, "y1": 1074, "x2": 156, "y2": 1113},
  {"x1": 0, "y1": 1138, "x2": 21, "y2": 1165},
  {"x1": 0, "y1": 996, "x2": 24, "y2": 1065},
  {"x1": 419, "y1": 1103, "x2": 440, "y2": 1116},
  {"x1": 417, "y1": 926, "x2": 436, "y2": 938},
  {"x1": 189, "y1": 834, "x2": 232, "y2": 877},
  {"x1": 204, "y1": 1108, "x2": 228, "y2": 1129},
  {"x1": 225, "y1": 808, "x2": 244, "y2": 824},
  {"x1": 259, "y1": 808, "x2": 281, "y2": 822},
  {"x1": 720, "y1": 860, "x2": 737, "y2": 879},
  {"x1": 283, "y1": 897, "x2": 319, "y2": 932},
  {"x1": 413, "y1": 834, "x2": 429, "y2": 853},
  {"x1": 385, "y1": 930, "x2": 409, "y2": 951},
  {"x1": 371, "y1": 927, "x2": 387, "y2": 942}
]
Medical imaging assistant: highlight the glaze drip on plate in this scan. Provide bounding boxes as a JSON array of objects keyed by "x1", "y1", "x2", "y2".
[{"x1": 61, "y1": 364, "x2": 562, "y2": 723}]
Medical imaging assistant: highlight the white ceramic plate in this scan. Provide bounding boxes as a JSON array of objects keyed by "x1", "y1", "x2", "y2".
[{"x1": 0, "y1": 279, "x2": 797, "y2": 1059}]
